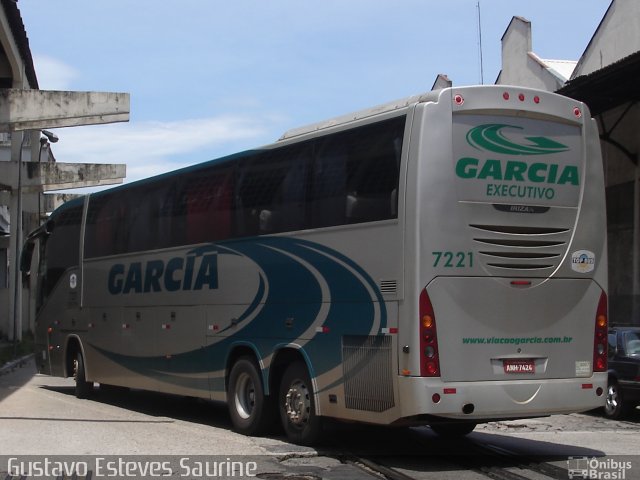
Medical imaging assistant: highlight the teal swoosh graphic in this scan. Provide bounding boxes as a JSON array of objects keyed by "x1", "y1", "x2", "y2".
[
  {"x1": 466, "y1": 124, "x2": 569, "y2": 155},
  {"x1": 90, "y1": 237, "x2": 386, "y2": 393}
]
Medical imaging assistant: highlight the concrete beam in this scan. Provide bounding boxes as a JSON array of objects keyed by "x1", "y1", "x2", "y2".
[
  {"x1": 0, "y1": 161, "x2": 126, "y2": 191},
  {"x1": 23, "y1": 162, "x2": 125, "y2": 192},
  {"x1": 28, "y1": 162, "x2": 125, "y2": 191},
  {"x1": 0, "y1": 89, "x2": 130, "y2": 132}
]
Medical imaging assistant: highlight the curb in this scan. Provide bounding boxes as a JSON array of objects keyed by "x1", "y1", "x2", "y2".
[{"x1": 0, "y1": 353, "x2": 34, "y2": 376}]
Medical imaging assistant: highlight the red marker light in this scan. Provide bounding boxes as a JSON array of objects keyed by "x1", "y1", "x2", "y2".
[
  {"x1": 426, "y1": 362, "x2": 438, "y2": 375},
  {"x1": 533, "y1": 96, "x2": 540, "y2": 104},
  {"x1": 454, "y1": 94, "x2": 464, "y2": 106},
  {"x1": 573, "y1": 107, "x2": 582, "y2": 118},
  {"x1": 518, "y1": 93, "x2": 525, "y2": 101},
  {"x1": 503, "y1": 92, "x2": 510, "y2": 100}
]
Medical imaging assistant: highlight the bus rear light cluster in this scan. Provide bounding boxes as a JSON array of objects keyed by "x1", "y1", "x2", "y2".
[
  {"x1": 419, "y1": 289, "x2": 440, "y2": 377},
  {"x1": 593, "y1": 291, "x2": 608, "y2": 372}
]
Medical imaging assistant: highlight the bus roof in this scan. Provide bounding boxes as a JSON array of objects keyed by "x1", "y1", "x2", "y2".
[{"x1": 278, "y1": 89, "x2": 442, "y2": 141}]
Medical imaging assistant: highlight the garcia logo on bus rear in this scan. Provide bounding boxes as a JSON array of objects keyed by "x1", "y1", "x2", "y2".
[
  {"x1": 466, "y1": 124, "x2": 570, "y2": 156},
  {"x1": 454, "y1": 122, "x2": 580, "y2": 205}
]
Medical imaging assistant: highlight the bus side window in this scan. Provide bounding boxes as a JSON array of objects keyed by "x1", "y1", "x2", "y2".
[
  {"x1": 89, "y1": 193, "x2": 128, "y2": 256},
  {"x1": 345, "y1": 118, "x2": 403, "y2": 224},
  {"x1": 184, "y1": 164, "x2": 234, "y2": 245},
  {"x1": 309, "y1": 116, "x2": 404, "y2": 228},
  {"x1": 38, "y1": 203, "x2": 82, "y2": 310},
  {"x1": 85, "y1": 195, "x2": 111, "y2": 258},
  {"x1": 111, "y1": 196, "x2": 130, "y2": 255},
  {"x1": 128, "y1": 183, "x2": 165, "y2": 253},
  {"x1": 276, "y1": 145, "x2": 310, "y2": 233},
  {"x1": 235, "y1": 147, "x2": 308, "y2": 237},
  {"x1": 158, "y1": 181, "x2": 183, "y2": 249},
  {"x1": 235, "y1": 153, "x2": 265, "y2": 237},
  {"x1": 309, "y1": 137, "x2": 347, "y2": 229}
]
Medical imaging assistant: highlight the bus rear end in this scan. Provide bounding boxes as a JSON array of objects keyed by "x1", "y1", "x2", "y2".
[{"x1": 399, "y1": 86, "x2": 607, "y2": 427}]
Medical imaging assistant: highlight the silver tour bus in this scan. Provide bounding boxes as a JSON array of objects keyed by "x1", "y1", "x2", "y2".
[{"x1": 24, "y1": 86, "x2": 608, "y2": 445}]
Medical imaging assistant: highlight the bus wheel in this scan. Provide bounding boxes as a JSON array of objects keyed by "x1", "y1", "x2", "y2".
[
  {"x1": 228, "y1": 357, "x2": 274, "y2": 436},
  {"x1": 430, "y1": 422, "x2": 476, "y2": 437},
  {"x1": 279, "y1": 361, "x2": 323, "y2": 445},
  {"x1": 73, "y1": 351, "x2": 93, "y2": 399}
]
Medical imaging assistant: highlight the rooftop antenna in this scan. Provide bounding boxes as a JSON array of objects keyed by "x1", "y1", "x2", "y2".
[{"x1": 477, "y1": 1, "x2": 485, "y2": 84}]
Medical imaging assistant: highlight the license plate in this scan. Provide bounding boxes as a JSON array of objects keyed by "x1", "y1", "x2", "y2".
[{"x1": 503, "y1": 359, "x2": 535, "y2": 374}]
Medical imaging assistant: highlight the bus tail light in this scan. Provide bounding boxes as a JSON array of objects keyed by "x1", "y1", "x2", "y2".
[
  {"x1": 420, "y1": 289, "x2": 440, "y2": 377},
  {"x1": 593, "y1": 291, "x2": 608, "y2": 372}
]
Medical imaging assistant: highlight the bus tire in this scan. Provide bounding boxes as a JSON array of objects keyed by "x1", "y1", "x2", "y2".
[
  {"x1": 279, "y1": 361, "x2": 323, "y2": 445},
  {"x1": 73, "y1": 351, "x2": 93, "y2": 399},
  {"x1": 430, "y1": 422, "x2": 476, "y2": 437},
  {"x1": 228, "y1": 357, "x2": 275, "y2": 436}
]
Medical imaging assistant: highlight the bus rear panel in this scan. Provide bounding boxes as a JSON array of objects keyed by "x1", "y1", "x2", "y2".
[{"x1": 398, "y1": 86, "x2": 607, "y2": 423}]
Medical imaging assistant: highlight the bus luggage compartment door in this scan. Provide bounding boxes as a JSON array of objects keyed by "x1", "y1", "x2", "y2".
[{"x1": 427, "y1": 277, "x2": 601, "y2": 382}]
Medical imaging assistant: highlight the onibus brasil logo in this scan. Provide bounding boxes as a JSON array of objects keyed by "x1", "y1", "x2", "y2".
[{"x1": 455, "y1": 124, "x2": 578, "y2": 201}]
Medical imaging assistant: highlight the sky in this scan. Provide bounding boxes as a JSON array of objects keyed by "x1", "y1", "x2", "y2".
[{"x1": 18, "y1": 0, "x2": 611, "y2": 191}]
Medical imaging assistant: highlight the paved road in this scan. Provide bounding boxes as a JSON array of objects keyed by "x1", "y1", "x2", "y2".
[
  {"x1": 0, "y1": 358, "x2": 369, "y2": 479},
  {"x1": 1, "y1": 359, "x2": 639, "y2": 479}
]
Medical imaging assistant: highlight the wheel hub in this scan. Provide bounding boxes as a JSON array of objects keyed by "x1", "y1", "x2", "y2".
[
  {"x1": 285, "y1": 380, "x2": 310, "y2": 426},
  {"x1": 235, "y1": 372, "x2": 256, "y2": 420},
  {"x1": 605, "y1": 384, "x2": 618, "y2": 413}
]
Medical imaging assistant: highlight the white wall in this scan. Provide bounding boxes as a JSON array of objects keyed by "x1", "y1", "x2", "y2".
[
  {"x1": 572, "y1": 0, "x2": 640, "y2": 78},
  {"x1": 497, "y1": 16, "x2": 567, "y2": 91}
]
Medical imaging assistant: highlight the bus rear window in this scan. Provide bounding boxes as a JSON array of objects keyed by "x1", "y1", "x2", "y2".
[{"x1": 452, "y1": 114, "x2": 582, "y2": 208}]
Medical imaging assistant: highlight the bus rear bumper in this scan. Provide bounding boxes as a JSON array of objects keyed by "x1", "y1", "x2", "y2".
[{"x1": 397, "y1": 374, "x2": 607, "y2": 421}]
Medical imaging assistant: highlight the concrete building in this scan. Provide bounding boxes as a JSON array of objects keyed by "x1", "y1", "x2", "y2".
[
  {"x1": 0, "y1": 0, "x2": 127, "y2": 341},
  {"x1": 496, "y1": 16, "x2": 577, "y2": 90},
  {"x1": 497, "y1": 0, "x2": 640, "y2": 325}
]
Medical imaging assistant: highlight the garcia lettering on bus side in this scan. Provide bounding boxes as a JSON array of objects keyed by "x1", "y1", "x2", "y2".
[{"x1": 108, "y1": 249, "x2": 218, "y2": 295}]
